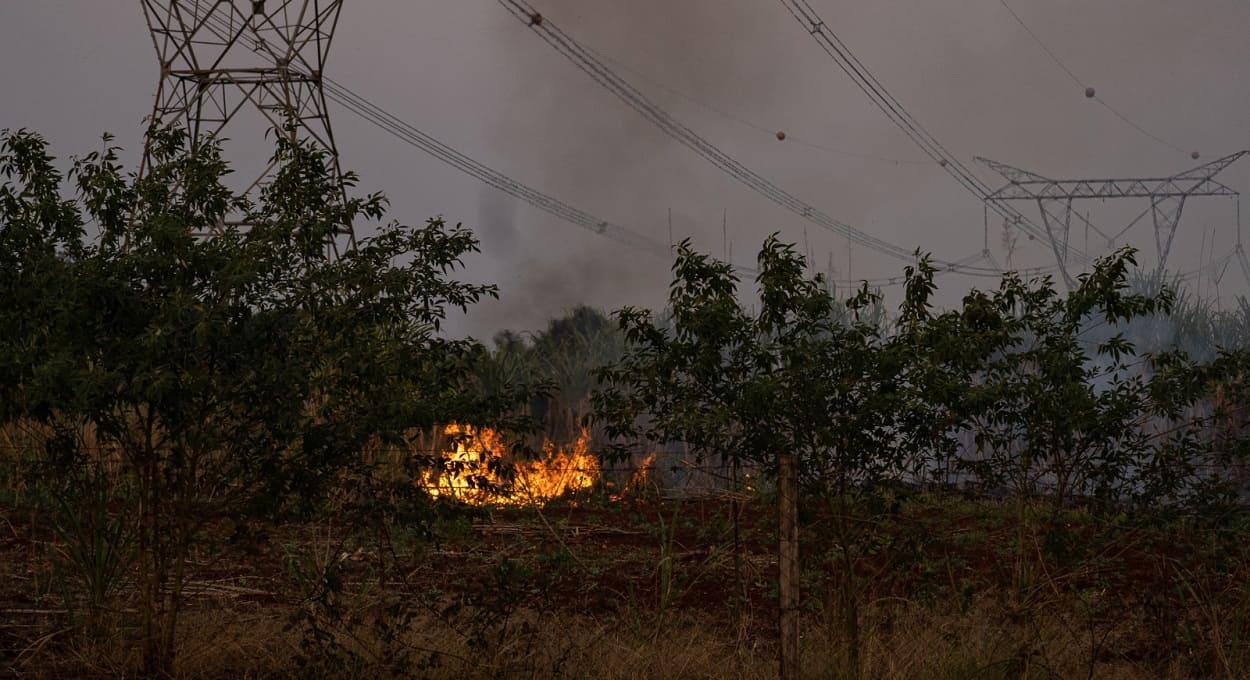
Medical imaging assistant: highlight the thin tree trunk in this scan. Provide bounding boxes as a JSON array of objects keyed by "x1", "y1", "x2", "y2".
[
  {"x1": 732, "y1": 458, "x2": 743, "y2": 613},
  {"x1": 778, "y1": 452, "x2": 800, "y2": 680}
]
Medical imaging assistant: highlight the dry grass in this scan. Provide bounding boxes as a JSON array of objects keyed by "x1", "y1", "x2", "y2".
[
  {"x1": 7, "y1": 593, "x2": 1242, "y2": 679},
  {"x1": 5, "y1": 422, "x2": 1250, "y2": 679}
]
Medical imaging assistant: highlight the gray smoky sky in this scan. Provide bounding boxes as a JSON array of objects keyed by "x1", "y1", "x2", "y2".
[{"x1": 2, "y1": 1, "x2": 1249, "y2": 339}]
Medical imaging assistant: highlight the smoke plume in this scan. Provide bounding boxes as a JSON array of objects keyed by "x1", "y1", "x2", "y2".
[{"x1": 470, "y1": 1, "x2": 793, "y2": 336}]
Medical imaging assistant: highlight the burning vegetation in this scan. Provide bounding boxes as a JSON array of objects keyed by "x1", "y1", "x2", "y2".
[{"x1": 425, "y1": 424, "x2": 601, "y2": 505}]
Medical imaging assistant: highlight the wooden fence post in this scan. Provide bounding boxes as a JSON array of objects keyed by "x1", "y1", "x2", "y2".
[{"x1": 778, "y1": 451, "x2": 800, "y2": 680}]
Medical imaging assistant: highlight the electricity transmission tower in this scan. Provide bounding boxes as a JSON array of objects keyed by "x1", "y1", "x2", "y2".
[
  {"x1": 978, "y1": 152, "x2": 1247, "y2": 287},
  {"x1": 139, "y1": 0, "x2": 352, "y2": 245}
]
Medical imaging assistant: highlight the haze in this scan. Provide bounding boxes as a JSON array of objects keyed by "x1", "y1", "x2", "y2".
[{"x1": 2, "y1": 1, "x2": 1247, "y2": 338}]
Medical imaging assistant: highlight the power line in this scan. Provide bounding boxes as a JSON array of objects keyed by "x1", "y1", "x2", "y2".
[
  {"x1": 323, "y1": 79, "x2": 674, "y2": 258},
  {"x1": 181, "y1": 7, "x2": 742, "y2": 273},
  {"x1": 773, "y1": 0, "x2": 1092, "y2": 269},
  {"x1": 995, "y1": 0, "x2": 1191, "y2": 155},
  {"x1": 194, "y1": 2, "x2": 1068, "y2": 289},
  {"x1": 192, "y1": 0, "x2": 1002, "y2": 290},
  {"x1": 496, "y1": 0, "x2": 1053, "y2": 279},
  {"x1": 579, "y1": 42, "x2": 930, "y2": 167},
  {"x1": 496, "y1": 1, "x2": 913, "y2": 261},
  {"x1": 195, "y1": 10, "x2": 1238, "y2": 297},
  {"x1": 192, "y1": 4, "x2": 1054, "y2": 288}
]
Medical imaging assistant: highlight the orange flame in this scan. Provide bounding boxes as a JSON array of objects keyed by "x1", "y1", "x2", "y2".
[
  {"x1": 621, "y1": 452, "x2": 657, "y2": 496},
  {"x1": 425, "y1": 424, "x2": 600, "y2": 506}
]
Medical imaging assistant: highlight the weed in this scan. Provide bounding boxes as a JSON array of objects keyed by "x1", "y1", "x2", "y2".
[{"x1": 44, "y1": 463, "x2": 136, "y2": 640}]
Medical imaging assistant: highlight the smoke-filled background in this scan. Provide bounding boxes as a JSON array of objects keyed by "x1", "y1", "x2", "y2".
[
  {"x1": 474, "y1": 0, "x2": 806, "y2": 332},
  {"x1": 2, "y1": 1, "x2": 1249, "y2": 337}
]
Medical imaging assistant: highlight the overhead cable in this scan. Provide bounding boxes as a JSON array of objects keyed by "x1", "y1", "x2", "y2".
[
  {"x1": 186, "y1": 8, "x2": 702, "y2": 268},
  {"x1": 580, "y1": 42, "x2": 930, "y2": 167},
  {"x1": 773, "y1": 0, "x2": 1092, "y2": 267},
  {"x1": 995, "y1": 0, "x2": 1191, "y2": 155},
  {"x1": 495, "y1": 0, "x2": 1047, "y2": 278},
  {"x1": 321, "y1": 79, "x2": 672, "y2": 258}
]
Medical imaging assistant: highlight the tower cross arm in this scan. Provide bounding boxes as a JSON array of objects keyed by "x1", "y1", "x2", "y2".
[
  {"x1": 1171, "y1": 150, "x2": 1250, "y2": 181},
  {"x1": 980, "y1": 152, "x2": 1248, "y2": 202}
]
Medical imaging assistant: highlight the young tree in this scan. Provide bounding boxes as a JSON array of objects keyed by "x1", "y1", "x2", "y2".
[
  {"x1": 528, "y1": 306, "x2": 623, "y2": 438},
  {"x1": 593, "y1": 236, "x2": 952, "y2": 677},
  {"x1": 947, "y1": 251, "x2": 1175, "y2": 511},
  {"x1": 0, "y1": 127, "x2": 527, "y2": 674},
  {"x1": 927, "y1": 251, "x2": 1250, "y2": 601}
]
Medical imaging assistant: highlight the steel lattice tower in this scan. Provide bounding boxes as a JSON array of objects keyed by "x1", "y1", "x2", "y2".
[
  {"x1": 139, "y1": 0, "x2": 352, "y2": 244},
  {"x1": 978, "y1": 152, "x2": 1247, "y2": 287}
]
